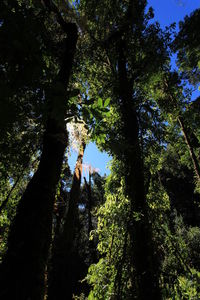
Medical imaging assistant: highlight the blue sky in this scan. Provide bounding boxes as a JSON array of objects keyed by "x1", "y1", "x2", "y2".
[
  {"x1": 69, "y1": 0, "x2": 200, "y2": 177},
  {"x1": 148, "y1": 0, "x2": 199, "y2": 28},
  {"x1": 68, "y1": 142, "x2": 111, "y2": 178}
]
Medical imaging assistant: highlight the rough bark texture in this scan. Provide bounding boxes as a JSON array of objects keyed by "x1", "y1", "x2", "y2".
[
  {"x1": 117, "y1": 40, "x2": 161, "y2": 300},
  {"x1": 48, "y1": 142, "x2": 86, "y2": 300},
  {"x1": 0, "y1": 19, "x2": 78, "y2": 300},
  {"x1": 178, "y1": 116, "x2": 200, "y2": 182}
]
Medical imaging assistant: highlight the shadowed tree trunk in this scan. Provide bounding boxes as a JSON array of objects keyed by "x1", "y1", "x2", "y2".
[
  {"x1": 117, "y1": 39, "x2": 161, "y2": 300},
  {"x1": 48, "y1": 142, "x2": 86, "y2": 300},
  {"x1": 0, "y1": 9, "x2": 78, "y2": 299}
]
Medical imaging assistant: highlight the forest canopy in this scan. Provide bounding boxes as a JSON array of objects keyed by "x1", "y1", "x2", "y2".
[{"x1": 0, "y1": 1, "x2": 200, "y2": 299}]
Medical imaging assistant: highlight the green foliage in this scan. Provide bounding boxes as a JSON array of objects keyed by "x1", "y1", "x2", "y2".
[
  {"x1": 174, "y1": 9, "x2": 200, "y2": 85},
  {"x1": 0, "y1": 170, "x2": 34, "y2": 261},
  {"x1": 177, "y1": 269, "x2": 200, "y2": 300},
  {"x1": 86, "y1": 159, "x2": 135, "y2": 299},
  {"x1": 160, "y1": 215, "x2": 200, "y2": 299}
]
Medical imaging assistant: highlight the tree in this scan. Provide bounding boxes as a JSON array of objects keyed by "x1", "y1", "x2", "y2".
[
  {"x1": 0, "y1": 1, "x2": 78, "y2": 299},
  {"x1": 48, "y1": 138, "x2": 86, "y2": 300},
  {"x1": 77, "y1": 0, "x2": 170, "y2": 298}
]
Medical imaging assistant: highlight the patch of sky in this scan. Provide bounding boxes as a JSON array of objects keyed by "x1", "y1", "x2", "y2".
[
  {"x1": 170, "y1": 53, "x2": 178, "y2": 71},
  {"x1": 9, "y1": 178, "x2": 14, "y2": 187},
  {"x1": 78, "y1": 203, "x2": 86, "y2": 212},
  {"x1": 147, "y1": 0, "x2": 200, "y2": 30},
  {"x1": 68, "y1": 142, "x2": 111, "y2": 179},
  {"x1": 190, "y1": 87, "x2": 200, "y2": 101}
]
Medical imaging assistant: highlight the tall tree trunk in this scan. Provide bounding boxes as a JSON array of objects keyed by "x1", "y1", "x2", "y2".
[
  {"x1": 84, "y1": 171, "x2": 97, "y2": 263},
  {"x1": 85, "y1": 168, "x2": 93, "y2": 237},
  {"x1": 48, "y1": 142, "x2": 86, "y2": 300},
  {"x1": 178, "y1": 116, "x2": 200, "y2": 182},
  {"x1": 0, "y1": 18, "x2": 78, "y2": 300},
  {"x1": 117, "y1": 40, "x2": 161, "y2": 300}
]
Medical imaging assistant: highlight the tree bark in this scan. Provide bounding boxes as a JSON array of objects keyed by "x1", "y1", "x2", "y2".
[
  {"x1": 117, "y1": 40, "x2": 161, "y2": 300},
  {"x1": 0, "y1": 18, "x2": 78, "y2": 300},
  {"x1": 48, "y1": 142, "x2": 86, "y2": 300}
]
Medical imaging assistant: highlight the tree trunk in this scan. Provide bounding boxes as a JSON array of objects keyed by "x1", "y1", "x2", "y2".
[
  {"x1": 85, "y1": 168, "x2": 93, "y2": 237},
  {"x1": 84, "y1": 172, "x2": 97, "y2": 263},
  {"x1": 117, "y1": 40, "x2": 161, "y2": 300},
  {"x1": 0, "y1": 21, "x2": 78, "y2": 300},
  {"x1": 48, "y1": 142, "x2": 86, "y2": 300},
  {"x1": 178, "y1": 116, "x2": 200, "y2": 182}
]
